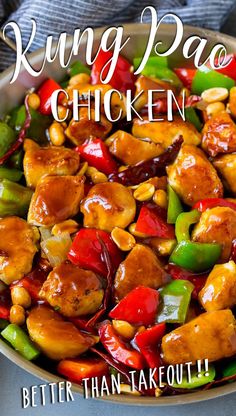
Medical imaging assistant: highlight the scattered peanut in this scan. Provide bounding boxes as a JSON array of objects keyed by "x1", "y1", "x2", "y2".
[
  {"x1": 86, "y1": 166, "x2": 108, "y2": 184},
  {"x1": 149, "y1": 238, "x2": 177, "y2": 256},
  {"x1": 206, "y1": 101, "x2": 225, "y2": 117},
  {"x1": 11, "y1": 286, "x2": 31, "y2": 308},
  {"x1": 128, "y1": 223, "x2": 149, "y2": 238},
  {"x1": 57, "y1": 105, "x2": 70, "y2": 122},
  {"x1": 153, "y1": 189, "x2": 168, "y2": 209},
  {"x1": 49, "y1": 121, "x2": 66, "y2": 146},
  {"x1": 69, "y1": 73, "x2": 90, "y2": 86},
  {"x1": 28, "y1": 93, "x2": 40, "y2": 110},
  {"x1": 77, "y1": 161, "x2": 88, "y2": 176},
  {"x1": 133, "y1": 183, "x2": 155, "y2": 201},
  {"x1": 10, "y1": 305, "x2": 25, "y2": 326},
  {"x1": 112, "y1": 320, "x2": 137, "y2": 339},
  {"x1": 52, "y1": 219, "x2": 79, "y2": 236},
  {"x1": 155, "y1": 387, "x2": 163, "y2": 398},
  {"x1": 119, "y1": 384, "x2": 141, "y2": 396},
  {"x1": 201, "y1": 87, "x2": 228, "y2": 103},
  {"x1": 111, "y1": 227, "x2": 136, "y2": 251}
]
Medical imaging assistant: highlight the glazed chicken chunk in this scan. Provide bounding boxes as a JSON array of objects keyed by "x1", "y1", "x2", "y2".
[
  {"x1": 28, "y1": 175, "x2": 84, "y2": 227},
  {"x1": 108, "y1": 130, "x2": 163, "y2": 165},
  {"x1": 167, "y1": 144, "x2": 223, "y2": 206},
  {"x1": 40, "y1": 261, "x2": 104, "y2": 317},
  {"x1": 162, "y1": 309, "x2": 236, "y2": 364},
  {"x1": 0, "y1": 216, "x2": 38, "y2": 285},
  {"x1": 132, "y1": 117, "x2": 201, "y2": 149},
  {"x1": 202, "y1": 111, "x2": 236, "y2": 157},
  {"x1": 27, "y1": 305, "x2": 96, "y2": 360},
  {"x1": 192, "y1": 207, "x2": 236, "y2": 262},
  {"x1": 81, "y1": 182, "x2": 136, "y2": 232},
  {"x1": 213, "y1": 153, "x2": 236, "y2": 195},
  {"x1": 114, "y1": 244, "x2": 168, "y2": 300},
  {"x1": 199, "y1": 261, "x2": 236, "y2": 311},
  {"x1": 23, "y1": 139, "x2": 80, "y2": 189}
]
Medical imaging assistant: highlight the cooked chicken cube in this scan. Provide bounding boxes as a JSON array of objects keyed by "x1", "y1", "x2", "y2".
[
  {"x1": 28, "y1": 175, "x2": 84, "y2": 227},
  {"x1": 202, "y1": 111, "x2": 236, "y2": 157},
  {"x1": 23, "y1": 139, "x2": 80, "y2": 189},
  {"x1": 40, "y1": 261, "x2": 104, "y2": 317},
  {"x1": 213, "y1": 153, "x2": 236, "y2": 195},
  {"x1": 162, "y1": 309, "x2": 236, "y2": 364},
  {"x1": 0, "y1": 216, "x2": 38, "y2": 284},
  {"x1": 65, "y1": 108, "x2": 112, "y2": 146},
  {"x1": 167, "y1": 144, "x2": 223, "y2": 206},
  {"x1": 134, "y1": 75, "x2": 174, "y2": 111},
  {"x1": 199, "y1": 261, "x2": 236, "y2": 311},
  {"x1": 114, "y1": 244, "x2": 168, "y2": 300},
  {"x1": 132, "y1": 117, "x2": 201, "y2": 148},
  {"x1": 108, "y1": 130, "x2": 163, "y2": 165},
  {"x1": 27, "y1": 305, "x2": 96, "y2": 360},
  {"x1": 81, "y1": 182, "x2": 136, "y2": 232},
  {"x1": 192, "y1": 207, "x2": 236, "y2": 262}
]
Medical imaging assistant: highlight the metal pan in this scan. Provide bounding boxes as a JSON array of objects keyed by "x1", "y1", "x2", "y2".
[{"x1": 0, "y1": 23, "x2": 235, "y2": 406}]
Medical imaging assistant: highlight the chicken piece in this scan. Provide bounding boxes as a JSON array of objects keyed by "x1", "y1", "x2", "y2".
[
  {"x1": 199, "y1": 261, "x2": 236, "y2": 311},
  {"x1": 28, "y1": 175, "x2": 84, "y2": 227},
  {"x1": 27, "y1": 305, "x2": 96, "y2": 360},
  {"x1": 202, "y1": 111, "x2": 236, "y2": 157},
  {"x1": 23, "y1": 139, "x2": 80, "y2": 189},
  {"x1": 192, "y1": 207, "x2": 236, "y2": 262},
  {"x1": 108, "y1": 130, "x2": 163, "y2": 165},
  {"x1": 162, "y1": 309, "x2": 236, "y2": 364},
  {"x1": 167, "y1": 144, "x2": 223, "y2": 206},
  {"x1": 132, "y1": 117, "x2": 201, "y2": 148},
  {"x1": 65, "y1": 108, "x2": 112, "y2": 146},
  {"x1": 40, "y1": 261, "x2": 104, "y2": 317},
  {"x1": 0, "y1": 216, "x2": 38, "y2": 285},
  {"x1": 81, "y1": 182, "x2": 136, "y2": 232},
  {"x1": 213, "y1": 153, "x2": 236, "y2": 195},
  {"x1": 114, "y1": 244, "x2": 168, "y2": 300},
  {"x1": 134, "y1": 75, "x2": 174, "y2": 111}
]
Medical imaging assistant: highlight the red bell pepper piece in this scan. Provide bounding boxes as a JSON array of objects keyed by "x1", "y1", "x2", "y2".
[
  {"x1": 0, "y1": 289, "x2": 11, "y2": 320},
  {"x1": 10, "y1": 266, "x2": 49, "y2": 302},
  {"x1": 174, "y1": 68, "x2": 197, "y2": 90},
  {"x1": 135, "y1": 203, "x2": 175, "y2": 239},
  {"x1": 109, "y1": 286, "x2": 159, "y2": 326},
  {"x1": 135, "y1": 323, "x2": 166, "y2": 370},
  {"x1": 91, "y1": 50, "x2": 136, "y2": 93},
  {"x1": 57, "y1": 358, "x2": 109, "y2": 384},
  {"x1": 68, "y1": 228, "x2": 123, "y2": 277},
  {"x1": 167, "y1": 264, "x2": 207, "y2": 299},
  {"x1": 193, "y1": 198, "x2": 236, "y2": 213},
  {"x1": 37, "y1": 78, "x2": 63, "y2": 115},
  {"x1": 98, "y1": 322, "x2": 145, "y2": 370},
  {"x1": 77, "y1": 138, "x2": 117, "y2": 175},
  {"x1": 213, "y1": 54, "x2": 236, "y2": 81}
]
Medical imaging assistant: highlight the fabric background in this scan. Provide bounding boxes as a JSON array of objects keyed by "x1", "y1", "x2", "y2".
[{"x1": 0, "y1": 0, "x2": 235, "y2": 72}]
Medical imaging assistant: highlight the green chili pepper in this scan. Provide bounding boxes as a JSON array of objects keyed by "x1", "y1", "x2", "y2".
[
  {"x1": 175, "y1": 209, "x2": 200, "y2": 243},
  {"x1": 0, "y1": 167, "x2": 23, "y2": 182},
  {"x1": 1, "y1": 324, "x2": 40, "y2": 360},
  {"x1": 222, "y1": 360, "x2": 236, "y2": 380},
  {"x1": 157, "y1": 279, "x2": 194, "y2": 324},
  {"x1": 134, "y1": 56, "x2": 182, "y2": 89},
  {"x1": 0, "y1": 179, "x2": 33, "y2": 217},
  {"x1": 191, "y1": 66, "x2": 235, "y2": 95},
  {"x1": 167, "y1": 185, "x2": 183, "y2": 224},
  {"x1": 172, "y1": 365, "x2": 216, "y2": 389},
  {"x1": 185, "y1": 107, "x2": 202, "y2": 132},
  {"x1": 0, "y1": 122, "x2": 16, "y2": 158},
  {"x1": 0, "y1": 319, "x2": 8, "y2": 330},
  {"x1": 169, "y1": 240, "x2": 221, "y2": 272}
]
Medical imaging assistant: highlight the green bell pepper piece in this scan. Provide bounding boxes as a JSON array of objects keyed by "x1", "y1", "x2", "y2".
[
  {"x1": 175, "y1": 209, "x2": 201, "y2": 243},
  {"x1": 0, "y1": 122, "x2": 16, "y2": 158},
  {"x1": 191, "y1": 66, "x2": 235, "y2": 95},
  {"x1": 157, "y1": 279, "x2": 194, "y2": 324},
  {"x1": 172, "y1": 365, "x2": 215, "y2": 389},
  {"x1": 8, "y1": 149, "x2": 24, "y2": 170},
  {"x1": 69, "y1": 60, "x2": 91, "y2": 77},
  {"x1": 133, "y1": 56, "x2": 168, "y2": 71},
  {"x1": 167, "y1": 185, "x2": 183, "y2": 224},
  {"x1": 0, "y1": 167, "x2": 23, "y2": 182},
  {"x1": 222, "y1": 360, "x2": 236, "y2": 380},
  {"x1": 0, "y1": 179, "x2": 33, "y2": 217},
  {"x1": 1, "y1": 324, "x2": 40, "y2": 360},
  {"x1": 185, "y1": 107, "x2": 202, "y2": 132},
  {"x1": 134, "y1": 56, "x2": 182, "y2": 88},
  {"x1": 169, "y1": 240, "x2": 221, "y2": 272}
]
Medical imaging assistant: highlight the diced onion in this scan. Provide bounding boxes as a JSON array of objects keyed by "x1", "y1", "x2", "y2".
[{"x1": 40, "y1": 232, "x2": 72, "y2": 267}]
